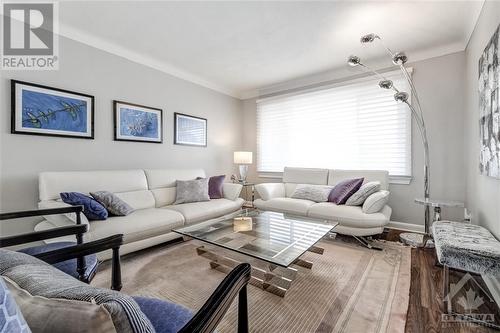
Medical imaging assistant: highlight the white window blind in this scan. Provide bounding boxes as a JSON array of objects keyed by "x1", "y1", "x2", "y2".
[{"x1": 256, "y1": 71, "x2": 412, "y2": 177}]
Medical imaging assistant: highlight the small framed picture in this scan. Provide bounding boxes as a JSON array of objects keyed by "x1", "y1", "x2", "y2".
[
  {"x1": 174, "y1": 112, "x2": 207, "y2": 147},
  {"x1": 114, "y1": 100, "x2": 163, "y2": 143},
  {"x1": 11, "y1": 80, "x2": 94, "y2": 139}
]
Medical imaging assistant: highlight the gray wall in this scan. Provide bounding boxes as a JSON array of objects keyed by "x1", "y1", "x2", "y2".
[
  {"x1": 242, "y1": 52, "x2": 467, "y2": 226},
  {"x1": 0, "y1": 36, "x2": 243, "y2": 234},
  {"x1": 464, "y1": 1, "x2": 500, "y2": 236}
]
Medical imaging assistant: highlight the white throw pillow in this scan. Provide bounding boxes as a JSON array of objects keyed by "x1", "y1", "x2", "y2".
[
  {"x1": 345, "y1": 181, "x2": 381, "y2": 206},
  {"x1": 291, "y1": 184, "x2": 333, "y2": 202},
  {"x1": 362, "y1": 190, "x2": 390, "y2": 213}
]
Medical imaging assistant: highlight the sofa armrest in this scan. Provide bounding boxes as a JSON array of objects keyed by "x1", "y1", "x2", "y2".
[
  {"x1": 38, "y1": 200, "x2": 89, "y2": 226},
  {"x1": 254, "y1": 183, "x2": 285, "y2": 201},
  {"x1": 379, "y1": 205, "x2": 392, "y2": 219},
  {"x1": 223, "y1": 183, "x2": 243, "y2": 201}
]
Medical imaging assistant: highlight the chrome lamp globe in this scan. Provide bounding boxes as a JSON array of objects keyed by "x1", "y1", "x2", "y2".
[{"x1": 347, "y1": 35, "x2": 431, "y2": 247}]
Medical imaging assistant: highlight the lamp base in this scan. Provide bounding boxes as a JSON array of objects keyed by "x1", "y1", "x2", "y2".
[
  {"x1": 238, "y1": 165, "x2": 248, "y2": 182},
  {"x1": 399, "y1": 232, "x2": 434, "y2": 248}
]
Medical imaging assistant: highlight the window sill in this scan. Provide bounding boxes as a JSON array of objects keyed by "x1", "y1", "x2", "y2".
[{"x1": 257, "y1": 172, "x2": 412, "y2": 185}]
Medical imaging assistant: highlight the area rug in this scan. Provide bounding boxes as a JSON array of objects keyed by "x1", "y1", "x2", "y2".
[{"x1": 92, "y1": 238, "x2": 411, "y2": 333}]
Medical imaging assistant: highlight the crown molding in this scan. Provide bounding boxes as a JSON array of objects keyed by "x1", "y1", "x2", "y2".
[
  {"x1": 57, "y1": 23, "x2": 241, "y2": 99},
  {"x1": 240, "y1": 41, "x2": 466, "y2": 100}
]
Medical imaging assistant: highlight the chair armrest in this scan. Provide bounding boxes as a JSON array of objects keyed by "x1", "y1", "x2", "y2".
[
  {"x1": 0, "y1": 206, "x2": 83, "y2": 220},
  {"x1": 179, "y1": 263, "x2": 251, "y2": 333},
  {"x1": 223, "y1": 183, "x2": 243, "y2": 201},
  {"x1": 34, "y1": 234, "x2": 124, "y2": 291},
  {"x1": 254, "y1": 183, "x2": 285, "y2": 201},
  {"x1": 35, "y1": 234, "x2": 123, "y2": 264},
  {"x1": 0, "y1": 224, "x2": 88, "y2": 248}
]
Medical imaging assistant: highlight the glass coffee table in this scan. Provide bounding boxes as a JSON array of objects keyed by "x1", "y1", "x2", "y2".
[{"x1": 174, "y1": 209, "x2": 337, "y2": 297}]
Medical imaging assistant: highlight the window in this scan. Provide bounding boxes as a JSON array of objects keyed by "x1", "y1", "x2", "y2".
[{"x1": 256, "y1": 71, "x2": 412, "y2": 177}]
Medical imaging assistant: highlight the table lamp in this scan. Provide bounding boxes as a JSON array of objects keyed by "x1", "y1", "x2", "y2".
[{"x1": 234, "y1": 151, "x2": 252, "y2": 183}]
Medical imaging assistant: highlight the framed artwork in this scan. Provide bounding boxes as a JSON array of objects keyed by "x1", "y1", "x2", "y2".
[
  {"x1": 174, "y1": 112, "x2": 207, "y2": 147},
  {"x1": 114, "y1": 100, "x2": 163, "y2": 143},
  {"x1": 479, "y1": 23, "x2": 500, "y2": 179},
  {"x1": 11, "y1": 80, "x2": 94, "y2": 139}
]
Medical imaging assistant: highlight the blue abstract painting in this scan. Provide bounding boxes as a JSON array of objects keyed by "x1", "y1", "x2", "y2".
[
  {"x1": 21, "y1": 90, "x2": 87, "y2": 132},
  {"x1": 115, "y1": 101, "x2": 162, "y2": 143},
  {"x1": 12, "y1": 81, "x2": 94, "y2": 139}
]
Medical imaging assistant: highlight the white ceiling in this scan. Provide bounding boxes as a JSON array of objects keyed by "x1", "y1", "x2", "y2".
[{"x1": 59, "y1": 1, "x2": 484, "y2": 99}]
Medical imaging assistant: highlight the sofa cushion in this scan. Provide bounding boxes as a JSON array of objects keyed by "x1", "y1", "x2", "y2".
[
  {"x1": 151, "y1": 188, "x2": 176, "y2": 207},
  {"x1": 308, "y1": 203, "x2": 390, "y2": 228},
  {"x1": 253, "y1": 198, "x2": 316, "y2": 215},
  {"x1": 114, "y1": 190, "x2": 155, "y2": 210},
  {"x1": 133, "y1": 296, "x2": 192, "y2": 333},
  {"x1": 165, "y1": 198, "x2": 244, "y2": 224},
  {"x1": 88, "y1": 208, "x2": 185, "y2": 244},
  {"x1": 39, "y1": 170, "x2": 149, "y2": 201},
  {"x1": 283, "y1": 167, "x2": 329, "y2": 185},
  {"x1": 144, "y1": 169, "x2": 206, "y2": 189},
  {"x1": 328, "y1": 169, "x2": 389, "y2": 191}
]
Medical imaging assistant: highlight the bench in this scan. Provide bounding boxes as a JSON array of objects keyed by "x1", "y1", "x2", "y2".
[{"x1": 432, "y1": 221, "x2": 500, "y2": 322}]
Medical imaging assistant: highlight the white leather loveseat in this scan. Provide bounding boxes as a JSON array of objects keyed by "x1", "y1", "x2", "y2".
[
  {"x1": 36, "y1": 169, "x2": 243, "y2": 259},
  {"x1": 254, "y1": 167, "x2": 391, "y2": 237}
]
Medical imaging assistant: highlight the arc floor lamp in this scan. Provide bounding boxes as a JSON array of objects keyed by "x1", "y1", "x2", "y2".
[{"x1": 347, "y1": 33, "x2": 431, "y2": 247}]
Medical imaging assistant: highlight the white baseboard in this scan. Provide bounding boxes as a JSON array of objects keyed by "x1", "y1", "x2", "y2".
[{"x1": 386, "y1": 221, "x2": 425, "y2": 233}]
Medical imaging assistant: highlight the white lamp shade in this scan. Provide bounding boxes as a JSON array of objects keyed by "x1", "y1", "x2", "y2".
[{"x1": 234, "y1": 151, "x2": 253, "y2": 164}]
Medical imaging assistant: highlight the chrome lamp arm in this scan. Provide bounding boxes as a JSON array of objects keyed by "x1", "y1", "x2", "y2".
[{"x1": 347, "y1": 34, "x2": 432, "y2": 237}]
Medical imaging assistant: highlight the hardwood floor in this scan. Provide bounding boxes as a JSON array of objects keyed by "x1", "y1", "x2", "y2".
[{"x1": 381, "y1": 229, "x2": 499, "y2": 333}]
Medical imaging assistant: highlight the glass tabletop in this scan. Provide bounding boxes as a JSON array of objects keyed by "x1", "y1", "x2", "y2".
[{"x1": 173, "y1": 210, "x2": 337, "y2": 267}]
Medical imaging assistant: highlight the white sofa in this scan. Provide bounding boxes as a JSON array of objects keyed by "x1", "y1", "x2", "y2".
[
  {"x1": 35, "y1": 169, "x2": 244, "y2": 259},
  {"x1": 254, "y1": 167, "x2": 392, "y2": 237}
]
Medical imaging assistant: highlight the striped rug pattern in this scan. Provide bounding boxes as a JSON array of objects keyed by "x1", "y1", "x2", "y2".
[{"x1": 92, "y1": 238, "x2": 411, "y2": 333}]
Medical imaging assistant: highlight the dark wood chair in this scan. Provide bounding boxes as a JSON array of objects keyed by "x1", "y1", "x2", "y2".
[
  {"x1": 0, "y1": 206, "x2": 122, "y2": 290},
  {"x1": 1, "y1": 207, "x2": 252, "y2": 332}
]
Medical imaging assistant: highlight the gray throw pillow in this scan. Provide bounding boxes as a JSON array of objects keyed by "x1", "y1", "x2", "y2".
[
  {"x1": 90, "y1": 191, "x2": 134, "y2": 216},
  {"x1": 345, "y1": 181, "x2": 381, "y2": 206},
  {"x1": 362, "y1": 190, "x2": 390, "y2": 213},
  {"x1": 291, "y1": 184, "x2": 333, "y2": 202},
  {"x1": 175, "y1": 178, "x2": 210, "y2": 204}
]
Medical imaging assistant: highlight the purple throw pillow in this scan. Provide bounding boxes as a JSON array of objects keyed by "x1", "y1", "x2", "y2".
[
  {"x1": 208, "y1": 175, "x2": 225, "y2": 199},
  {"x1": 196, "y1": 175, "x2": 226, "y2": 199},
  {"x1": 328, "y1": 178, "x2": 364, "y2": 205}
]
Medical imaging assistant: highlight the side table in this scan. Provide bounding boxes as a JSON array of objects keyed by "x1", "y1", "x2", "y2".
[
  {"x1": 235, "y1": 182, "x2": 255, "y2": 208},
  {"x1": 400, "y1": 198, "x2": 465, "y2": 248},
  {"x1": 414, "y1": 198, "x2": 464, "y2": 222}
]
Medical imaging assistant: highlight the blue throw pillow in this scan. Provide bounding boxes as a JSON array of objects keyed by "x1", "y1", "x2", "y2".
[
  {"x1": 60, "y1": 192, "x2": 108, "y2": 220},
  {"x1": 0, "y1": 277, "x2": 31, "y2": 333}
]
